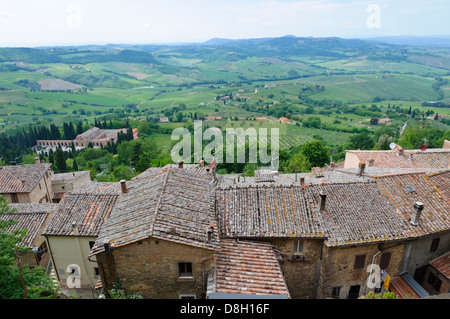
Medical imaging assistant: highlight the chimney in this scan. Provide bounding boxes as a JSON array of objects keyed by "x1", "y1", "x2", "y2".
[
  {"x1": 330, "y1": 162, "x2": 335, "y2": 169},
  {"x1": 72, "y1": 222, "x2": 79, "y2": 235},
  {"x1": 200, "y1": 160, "x2": 204, "y2": 168},
  {"x1": 206, "y1": 166, "x2": 210, "y2": 173},
  {"x1": 34, "y1": 157, "x2": 40, "y2": 164},
  {"x1": 120, "y1": 180, "x2": 128, "y2": 194},
  {"x1": 295, "y1": 170, "x2": 298, "y2": 182},
  {"x1": 358, "y1": 162, "x2": 366, "y2": 176},
  {"x1": 178, "y1": 159, "x2": 183, "y2": 169},
  {"x1": 207, "y1": 223, "x2": 214, "y2": 242},
  {"x1": 103, "y1": 239, "x2": 111, "y2": 256},
  {"x1": 410, "y1": 202, "x2": 424, "y2": 226},
  {"x1": 319, "y1": 192, "x2": 327, "y2": 212}
]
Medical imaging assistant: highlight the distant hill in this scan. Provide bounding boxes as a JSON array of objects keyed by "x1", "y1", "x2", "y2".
[{"x1": 362, "y1": 35, "x2": 450, "y2": 47}]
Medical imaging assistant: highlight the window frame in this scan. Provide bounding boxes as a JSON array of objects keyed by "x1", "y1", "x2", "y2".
[{"x1": 178, "y1": 262, "x2": 193, "y2": 278}]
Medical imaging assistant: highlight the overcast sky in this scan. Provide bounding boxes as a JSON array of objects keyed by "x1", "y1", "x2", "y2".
[{"x1": 0, "y1": 0, "x2": 449, "y2": 46}]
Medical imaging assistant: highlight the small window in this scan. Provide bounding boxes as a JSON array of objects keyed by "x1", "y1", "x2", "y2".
[
  {"x1": 178, "y1": 262, "x2": 193, "y2": 277},
  {"x1": 379, "y1": 252, "x2": 391, "y2": 270},
  {"x1": 11, "y1": 193, "x2": 19, "y2": 203},
  {"x1": 293, "y1": 239, "x2": 304, "y2": 254},
  {"x1": 94, "y1": 267, "x2": 100, "y2": 277},
  {"x1": 331, "y1": 287, "x2": 340, "y2": 299},
  {"x1": 430, "y1": 238, "x2": 440, "y2": 252},
  {"x1": 89, "y1": 241, "x2": 95, "y2": 249},
  {"x1": 354, "y1": 255, "x2": 366, "y2": 269}
]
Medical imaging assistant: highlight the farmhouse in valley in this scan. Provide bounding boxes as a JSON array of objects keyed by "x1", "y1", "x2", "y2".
[{"x1": 36, "y1": 126, "x2": 139, "y2": 151}]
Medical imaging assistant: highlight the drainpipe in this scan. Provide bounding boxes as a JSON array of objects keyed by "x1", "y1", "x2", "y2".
[
  {"x1": 365, "y1": 250, "x2": 382, "y2": 295},
  {"x1": 44, "y1": 234, "x2": 60, "y2": 283}
]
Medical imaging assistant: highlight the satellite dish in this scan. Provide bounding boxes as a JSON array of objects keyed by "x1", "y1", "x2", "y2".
[
  {"x1": 420, "y1": 145, "x2": 427, "y2": 151},
  {"x1": 389, "y1": 143, "x2": 396, "y2": 150}
]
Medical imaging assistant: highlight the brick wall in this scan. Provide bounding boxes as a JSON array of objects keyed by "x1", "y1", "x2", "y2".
[
  {"x1": 97, "y1": 238, "x2": 214, "y2": 299},
  {"x1": 325, "y1": 242, "x2": 405, "y2": 299}
]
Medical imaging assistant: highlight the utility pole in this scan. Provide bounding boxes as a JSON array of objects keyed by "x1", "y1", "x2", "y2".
[{"x1": 15, "y1": 249, "x2": 27, "y2": 299}]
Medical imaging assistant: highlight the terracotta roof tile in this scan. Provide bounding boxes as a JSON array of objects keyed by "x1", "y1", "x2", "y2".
[
  {"x1": 1, "y1": 203, "x2": 57, "y2": 247},
  {"x1": 375, "y1": 172, "x2": 450, "y2": 238},
  {"x1": 43, "y1": 182, "x2": 121, "y2": 237},
  {"x1": 429, "y1": 252, "x2": 450, "y2": 280},
  {"x1": 346, "y1": 149, "x2": 450, "y2": 170},
  {"x1": 0, "y1": 164, "x2": 51, "y2": 193},
  {"x1": 212, "y1": 239, "x2": 290, "y2": 297},
  {"x1": 91, "y1": 165, "x2": 217, "y2": 255}
]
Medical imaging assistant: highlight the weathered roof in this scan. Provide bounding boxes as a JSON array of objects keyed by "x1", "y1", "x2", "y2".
[
  {"x1": 309, "y1": 182, "x2": 410, "y2": 247},
  {"x1": 211, "y1": 239, "x2": 290, "y2": 297},
  {"x1": 215, "y1": 184, "x2": 328, "y2": 239},
  {"x1": 42, "y1": 182, "x2": 121, "y2": 237},
  {"x1": 346, "y1": 149, "x2": 450, "y2": 170},
  {"x1": 389, "y1": 276, "x2": 419, "y2": 299},
  {"x1": 0, "y1": 163, "x2": 51, "y2": 193},
  {"x1": 429, "y1": 170, "x2": 450, "y2": 199},
  {"x1": 1, "y1": 203, "x2": 57, "y2": 247},
  {"x1": 429, "y1": 252, "x2": 450, "y2": 280},
  {"x1": 91, "y1": 165, "x2": 217, "y2": 255},
  {"x1": 50, "y1": 171, "x2": 90, "y2": 183},
  {"x1": 217, "y1": 169, "x2": 374, "y2": 188},
  {"x1": 375, "y1": 172, "x2": 450, "y2": 238}
]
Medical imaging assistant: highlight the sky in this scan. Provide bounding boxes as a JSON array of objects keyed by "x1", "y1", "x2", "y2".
[{"x1": 0, "y1": 0, "x2": 449, "y2": 47}]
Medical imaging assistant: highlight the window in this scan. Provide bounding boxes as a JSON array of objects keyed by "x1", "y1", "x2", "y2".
[
  {"x1": 379, "y1": 252, "x2": 391, "y2": 270},
  {"x1": 178, "y1": 262, "x2": 193, "y2": 277},
  {"x1": 293, "y1": 240, "x2": 304, "y2": 254},
  {"x1": 11, "y1": 193, "x2": 19, "y2": 203},
  {"x1": 94, "y1": 267, "x2": 100, "y2": 277},
  {"x1": 354, "y1": 255, "x2": 366, "y2": 269},
  {"x1": 331, "y1": 287, "x2": 340, "y2": 299},
  {"x1": 89, "y1": 241, "x2": 96, "y2": 250},
  {"x1": 430, "y1": 238, "x2": 440, "y2": 252},
  {"x1": 348, "y1": 285, "x2": 361, "y2": 299}
]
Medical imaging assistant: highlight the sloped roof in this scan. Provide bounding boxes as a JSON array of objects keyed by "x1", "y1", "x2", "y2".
[
  {"x1": 429, "y1": 170, "x2": 450, "y2": 199},
  {"x1": 0, "y1": 164, "x2": 51, "y2": 193},
  {"x1": 91, "y1": 165, "x2": 217, "y2": 255},
  {"x1": 346, "y1": 149, "x2": 450, "y2": 170},
  {"x1": 2, "y1": 203, "x2": 57, "y2": 247},
  {"x1": 211, "y1": 239, "x2": 290, "y2": 297},
  {"x1": 215, "y1": 184, "x2": 328, "y2": 239},
  {"x1": 375, "y1": 172, "x2": 450, "y2": 238},
  {"x1": 43, "y1": 182, "x2": 121, "y2": 237},
  {"x1": 308, "y1": 182, "x2": 410, "y2": 247},
  {"x1": 429, "y1": 252, "x2": 450, "y2": 280}
]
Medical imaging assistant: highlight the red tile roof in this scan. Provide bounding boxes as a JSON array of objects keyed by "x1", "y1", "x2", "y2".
[
  {"x1": 0, "y1": 164, "x2": 51, "y2": 193},
  {"x1": 346, "y1": 149, "x2": 450, "y2": 170},
  {"x1": 429, "y1": 252, "x2": 450, "y2": 280},
  {"x1": 43, "y1": 182, "x2": 121, "y2": 237},
  {"x1": 389, "y1": 276, "x2": 419, "y2": 299},
  {"x1": 91, "y1": 165, "x2": 217, "y2": 255},
  {"x1": 429, "y1": 171, "x2": 450, "y2": 199},
  {"x1": 2, "y1": 203, "x2": 57, "y2": 247},
  {"x1": 212, "y1": 239, "x2": 290, "y2": 297},
  {"x1": 375, "y1": 172, "x2": 450, "y2": 238}
]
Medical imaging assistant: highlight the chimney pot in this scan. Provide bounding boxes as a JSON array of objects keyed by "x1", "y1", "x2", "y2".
[
  {"x1": 358, "y1": 162, "x2": 366, "y2": 176},
  {"x1": 120, "y1": 179, "x2": 128, "y2": 194},
  {"x1": 72, "y1": 222, "x2": 78, "y2": 235},
  {"x1": 319, "y1": 192, "x2": 327, "y2": 212},
  {"x1": 178, "y1": 159, "x2": 183, "y2": 168},
  {"x1": 206, "y1": 166, "x2": 210, "y2": 173},
  {"x1": 34, "y1": 157, "x2": 40, "y2": 164},
  {"x1": 200, "y1": 160, "x2": 204, "y2": 168},
  {"x1": 410, "y1": 202, "x2": 424, "y2": 225}
]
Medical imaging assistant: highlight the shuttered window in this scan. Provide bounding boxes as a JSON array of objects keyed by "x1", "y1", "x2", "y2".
[{"x1": 354, "y1": 255, "x2": 366, "y2": 269}]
